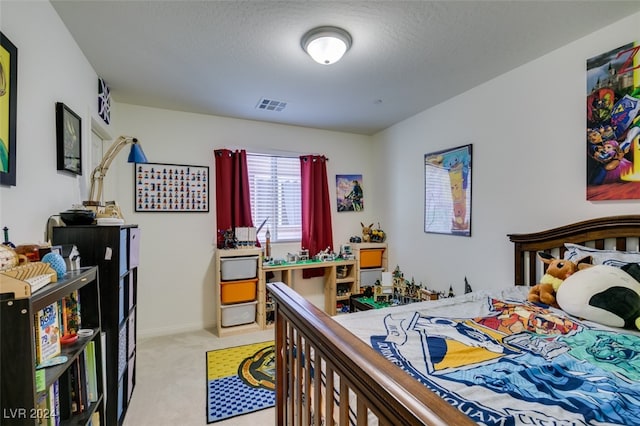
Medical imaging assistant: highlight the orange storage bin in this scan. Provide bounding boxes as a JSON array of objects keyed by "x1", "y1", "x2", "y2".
[
  {"x1": 360, "y1": 248, "x2": 384, "y2": 268},
  {"x1": 220, "y1": 279, "x2": 258, "y2": 304}
]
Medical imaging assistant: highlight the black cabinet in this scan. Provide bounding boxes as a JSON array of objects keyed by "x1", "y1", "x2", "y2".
[
  {"x1": 53, "y1": 225, "x2": 139, "y2": 426},
  {"x1": 1, "y1": 267, "x2": 103, "y2": 425}
]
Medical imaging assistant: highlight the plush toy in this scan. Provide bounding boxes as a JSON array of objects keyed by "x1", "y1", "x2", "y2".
[
  {"x1": 360, "y1": 222, "x2": 373, "y2": 243},
  {"x1": 527, "y1": 252, "x2": 592, "y2": 308},
  {"x1": 557, "y1": 263, "x2": 640, "y2": 330}
]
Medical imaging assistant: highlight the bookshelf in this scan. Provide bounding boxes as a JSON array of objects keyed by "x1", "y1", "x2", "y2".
[
  {"x1": 53, "y1": 225, "x2": 139, "y2": 426},
  {"x1": 0, "y1": 267, "x2": 104, "y2": 425}
]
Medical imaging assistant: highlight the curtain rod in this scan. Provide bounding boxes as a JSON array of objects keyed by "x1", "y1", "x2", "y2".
[{"x1": 216, "y1": 149, "x2": 329, "y2": 161}]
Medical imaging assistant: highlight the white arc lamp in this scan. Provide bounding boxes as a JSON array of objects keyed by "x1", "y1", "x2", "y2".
[
  {"x1": 86, "y1": 135, "x2": 148, "y2": 206},
  {"x1": 301, "y1": 26, "x2": 352, "y2": 65}
]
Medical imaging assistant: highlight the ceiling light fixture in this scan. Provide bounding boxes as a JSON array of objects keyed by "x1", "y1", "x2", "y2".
[{"x1": 301, "y1": 26, "x2": 352, "y2": 65}]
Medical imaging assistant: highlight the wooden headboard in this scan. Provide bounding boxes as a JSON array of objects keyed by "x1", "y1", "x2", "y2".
[{"x1": 508, "y1": 215, "x2": 640, "y2": 286}]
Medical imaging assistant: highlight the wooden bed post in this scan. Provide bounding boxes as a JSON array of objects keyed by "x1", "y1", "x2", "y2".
[{"x1": 274, "y1": 301, "x2": 286, "y2": 425}]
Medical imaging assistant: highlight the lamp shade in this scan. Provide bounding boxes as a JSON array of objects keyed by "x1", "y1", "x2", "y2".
[
  {"x1": 127, "y1": 142, "x2": 148, "y2": 163},
  {"x1": 302, "y1": 26, "x2": 352, "y2": 65}
]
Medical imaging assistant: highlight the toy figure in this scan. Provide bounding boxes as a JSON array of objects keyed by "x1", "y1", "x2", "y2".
[
  {"x1": 557, "y1": 263, "x2": 640, "y2": 330},
  {"x1": 528, "y1": 252, "x2": 592, "y2": 308},
  {"x1": 360, "y1": 222, "x2": 373, "y2": 242}
]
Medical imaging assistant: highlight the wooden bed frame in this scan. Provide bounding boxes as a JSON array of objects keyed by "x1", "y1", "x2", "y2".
[{"x1": 267, "y1": 215, "x2": 640, "y2": 425}]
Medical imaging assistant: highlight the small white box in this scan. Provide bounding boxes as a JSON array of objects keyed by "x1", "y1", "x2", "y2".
[
  {"x1": 220, "y1": 256, "x2": 258, "y2": 281},
  {"x1": 360, "y1": 268, "x2": 383, "y2": 286},
  {"x1": 221, "y1": 300, "x2": 257, "y2": 327}
]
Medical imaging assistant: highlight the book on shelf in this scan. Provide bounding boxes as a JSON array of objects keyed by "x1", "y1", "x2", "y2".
[
  {"x1": 58, "y1": 369, "x2": 72, "y2": 420},
  {"x1": 84, "y1": 341, "x2": 99, "y2": 402},
  {"x1": 35, "y1": 392, "x2": 48, "y2": 425},
  {"x1": 48, "y1": 379, "x2": 60, "y2": 426},
  {"x1": 58, "y1": 357, "x2": 88, "y2": 419},
  {"x1": 35, "y1": 303, "x2": 61, "y2": 364},
  {"x1": 61, "y1": 290, "x2": 81, "y2": 336},
  {"x1": 74, "y1": 356, "x2": 88, "y2": 414}
]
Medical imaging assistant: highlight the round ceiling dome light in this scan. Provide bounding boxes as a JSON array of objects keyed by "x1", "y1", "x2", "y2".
[{"x1": 301, "y1": 26, "x2": 352, "y2": 65}]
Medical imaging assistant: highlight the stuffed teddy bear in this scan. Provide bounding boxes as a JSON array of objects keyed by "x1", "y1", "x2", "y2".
[
  {"x1": 527, "y1": 252, "x2": 592, "y2": 308},
  {"x1": 557, "y1": 263, "x2": 640, "y2": 330}
]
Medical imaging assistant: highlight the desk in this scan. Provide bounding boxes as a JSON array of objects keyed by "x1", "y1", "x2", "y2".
[
  {"x1": 263, "y1": 259, "x2": 357, "y2": 316},
  {"x1": 350, "y1": 294, "x2": 423, "y2": 312}
]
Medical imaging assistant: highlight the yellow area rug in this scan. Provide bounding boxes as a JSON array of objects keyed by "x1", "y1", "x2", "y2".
[{"x1": 206, "y1": 341, "x2": 275, "y2": 423}]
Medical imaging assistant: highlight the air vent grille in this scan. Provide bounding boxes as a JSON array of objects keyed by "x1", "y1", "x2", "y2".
[{"x1": 256, "y1": 98, "x2": 287, "y2": 112}]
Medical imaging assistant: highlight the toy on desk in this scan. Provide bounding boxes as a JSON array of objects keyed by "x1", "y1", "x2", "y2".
[
  {"x1": 0, "y1": 262, "x2": 58, "y2": 299},
  {"x1": 370, "y1": 223, "x2": 386, "y2": 243},
  {"x1": 464, "y1": 277, "x2": 473, "y2": 294},
  {"x1": 339, "y1": 244, "x2": 355, "y2": 260},
  {"x1": 41, "y1": 252, "x2": 67, "y2": 279},
  {"x1": 219, "y1": 228, "x2": 237, "y2": 249},
  {"x1": 314, "y1": 247, "x2": 336, "y2": 261},
  {"x1": 360, "y1": 223, "x2": 373, "y2": 242},
  {"x1": 298, "y1": 249, "x2": 309, "y2": 261},
  {"x1": 234, "y1": 226, "x2": 257, "y2": 247},
  {"x1": 392, "y1": 266, "x2": 438, "y2": 304},
  {"x1": 448, "y1": 285, "x2": 455, "y2": 298},
  {"x1": 1, "y1": 245, "x2": 28, "y2": 270},
  {"x1": 2, "y1": 226, "x2": 15, "y2": 248}
]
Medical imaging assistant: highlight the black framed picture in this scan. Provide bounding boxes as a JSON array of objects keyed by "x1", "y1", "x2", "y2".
[
  {"x1": 56, "y1": 102, "x2": 82, "y2": 175},
  {"x1": 0, "y1": 31, "x2": 18, "y2": 186},
  {"x1": 135, "y1": 162, "x2": 209, "y2": 212}
]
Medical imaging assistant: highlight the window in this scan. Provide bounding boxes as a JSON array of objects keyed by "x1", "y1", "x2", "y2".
[{"x1": 247, "y1": 153, "x2": 301, "y2": 242}]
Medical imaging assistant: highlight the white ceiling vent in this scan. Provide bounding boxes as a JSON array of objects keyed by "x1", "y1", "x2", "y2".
[{"x1": 256, "y1": 98, "x2": 287, "y2": 112}]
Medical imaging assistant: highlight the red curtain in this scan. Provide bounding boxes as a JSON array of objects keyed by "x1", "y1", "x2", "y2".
[
  {"x1": 214, "y1": 149, "x2": 254, "y2": 247},
  {"x1": 300, "y1": 155, "x2": 333, "y2": 278}
]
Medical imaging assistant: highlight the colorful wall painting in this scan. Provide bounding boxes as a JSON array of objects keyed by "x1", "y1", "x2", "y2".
[
  {"x1": 0, "y1": 32, "x2": 17, "y2": 186},
  {"x1": 424, "y1": 144, "x2": 472, "y2": 237},
  {"x1": 587, "y1": 41, "x2": 640, "y2": 200},
  {"x1": 336, "y1": 174, "x2": 363, "y2": 212}
]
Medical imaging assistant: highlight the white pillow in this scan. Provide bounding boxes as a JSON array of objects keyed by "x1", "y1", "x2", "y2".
[
  {"x1": 564, "y1": 243, "x2": 640, "y2": 268},
  {"x1": 557, "y1": 265, "x2": 640, "y2": 329}
]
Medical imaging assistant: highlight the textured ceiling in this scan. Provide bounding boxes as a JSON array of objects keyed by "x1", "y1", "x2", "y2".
[{"x1": 51, "y1": 1, "x2": 640, "y2": 135}]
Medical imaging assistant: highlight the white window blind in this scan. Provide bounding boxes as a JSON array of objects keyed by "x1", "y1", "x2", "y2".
[{"x1": 247, "y1": 153, "x2": 301, "y2": 242}]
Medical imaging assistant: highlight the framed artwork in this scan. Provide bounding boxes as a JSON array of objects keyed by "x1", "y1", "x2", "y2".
[
  {"x1": 424, "y1": 144, "x2": 472, "y2": 236},
  {"x1": 586, "y1": 41, "x2": 640, "y2": 200},
  {"x1": 135, "y1": 162, "x2": 209, "y2": 212},
  {"x1": 0, "y1": 31, "x2": 17, "y2": 186},
  {"x1": 56, "y1": 102, "x2": 82, "y2": 175},
  {"x1": 336, "y1": 174, "x2": 363, "y2": 212}
]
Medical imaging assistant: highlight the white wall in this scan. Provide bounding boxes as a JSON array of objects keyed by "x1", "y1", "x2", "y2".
[
  {"x1": 373, "y1": 12, "x2": 640, "y2": 296},
  {"x1": 0, "y1": 1, "x2": 106, "y2": 241},
  {"x1": 3, "y1": 2, "x2": 640, "y2": 337},
  {"x1": 99, "y1": 104, "x2": 374, "y2": 337},
  {"x1": 0, "y1": 2, "x2": 375, "y2": 337}
]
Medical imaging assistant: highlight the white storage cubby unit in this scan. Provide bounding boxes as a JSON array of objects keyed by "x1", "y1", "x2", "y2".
[
  {"x1": 215, "y1": 248, "x2": 263, "y2": 337},
  {"x1": 352, "y1": 243, "x2": 388, "y2": 292}
]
